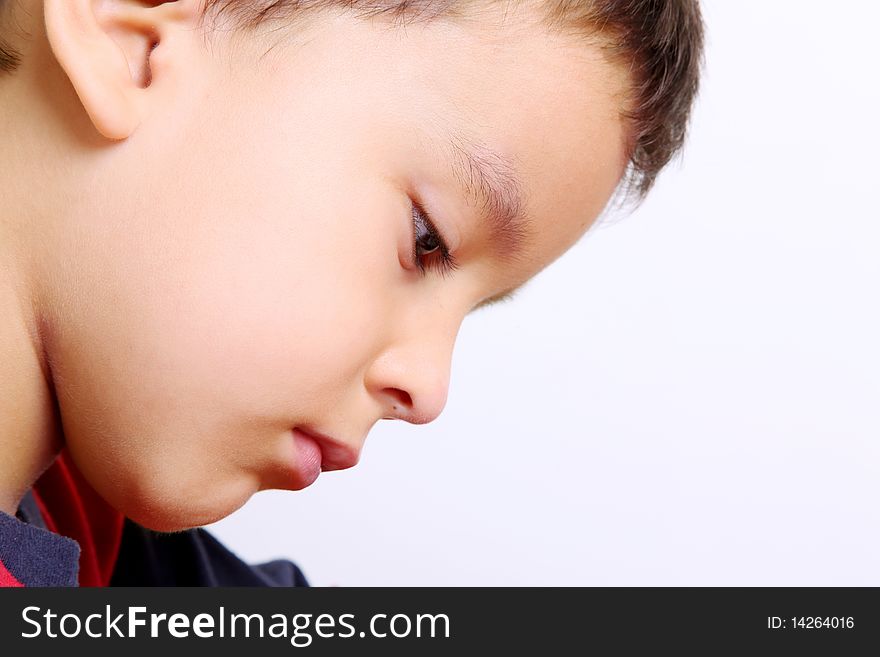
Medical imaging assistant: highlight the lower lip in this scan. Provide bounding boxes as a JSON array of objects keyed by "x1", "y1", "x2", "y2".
[{"x1": 291, "y1": 429, "x2": 323, "y2": 488}]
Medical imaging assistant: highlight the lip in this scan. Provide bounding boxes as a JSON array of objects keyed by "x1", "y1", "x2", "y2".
[{"x1": 293, "y1": 427, "x2": 361, "y2": 474}]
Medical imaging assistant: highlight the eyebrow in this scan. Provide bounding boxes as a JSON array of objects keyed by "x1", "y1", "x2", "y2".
[{"x1": 441, "y1": 130, "x2": 536, "y2": 314}]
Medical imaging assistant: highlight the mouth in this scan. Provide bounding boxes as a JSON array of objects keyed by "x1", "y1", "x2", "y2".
[{"x1": 291, "y1": 426, "x2": 361, "y2": 487}]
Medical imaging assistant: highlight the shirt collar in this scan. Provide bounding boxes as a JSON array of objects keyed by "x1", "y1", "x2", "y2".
[{"x1": 0, "y1": 490, "x2": 80, "y2": 586}]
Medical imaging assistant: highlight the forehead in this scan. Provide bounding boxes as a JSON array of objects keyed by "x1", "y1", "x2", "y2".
[{"x1": 252, "y1": 5, "x2": 630, "y2": 298}]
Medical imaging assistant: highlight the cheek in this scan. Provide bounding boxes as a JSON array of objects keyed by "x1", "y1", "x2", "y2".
[
  {"x1": 50, "y1": 223, "x2": 304, "y2": 532},
  {"x1": 48, "y1": 124, "x2": 401, "y2": 527}
]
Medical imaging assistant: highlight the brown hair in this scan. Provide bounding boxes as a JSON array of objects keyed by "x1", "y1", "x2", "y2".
[
  {"x1": 1, "y1": 0, "x2": 704, "y2": 202},
  {"x1": 0, "y1": 0, "x2": 20, "y2": 74}
]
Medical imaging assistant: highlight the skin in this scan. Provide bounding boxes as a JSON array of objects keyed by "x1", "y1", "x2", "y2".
[{"x1": 0, "y1": 0, "x2": 628, "y2": 531}]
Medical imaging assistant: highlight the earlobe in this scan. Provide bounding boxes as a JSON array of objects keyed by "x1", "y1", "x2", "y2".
[{"x1": 43, "y1": 0, "x2": 203, "y2": 141}]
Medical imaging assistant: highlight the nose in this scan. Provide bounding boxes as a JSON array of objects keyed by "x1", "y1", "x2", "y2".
[{"x1": 364, "y1": 325, "x2": 458, "y2": 426}]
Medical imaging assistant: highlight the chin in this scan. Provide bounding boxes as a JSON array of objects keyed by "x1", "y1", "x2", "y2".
[
  {"x1": 64, "y1": 440, "x2": 261, "y2": 533},
  {"x1": 122, "y1": 501, "x2": 234, "y2": 534},
  {"x1": 104, "y1": 473, "x2": 258, "y2": 534}
]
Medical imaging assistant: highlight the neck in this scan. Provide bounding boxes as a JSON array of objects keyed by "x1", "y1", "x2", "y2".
[
  {"x1": 0, "y1": 4, "x2": 81, "y2": 516},
  {"x1": 0, "y1": 76, "x2": 69, "y2": 517},
  {"x1": 0, "y1": 249, "x2": 64, "y2": 517}
]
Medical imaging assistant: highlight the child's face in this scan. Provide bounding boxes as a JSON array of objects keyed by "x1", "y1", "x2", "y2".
[{"x1": 48, "y1": 6, "x2": 627, "y2": 530}]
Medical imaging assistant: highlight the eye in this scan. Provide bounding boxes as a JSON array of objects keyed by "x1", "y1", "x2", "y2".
[{"x1": 411, "y1": 199, "x2": 459, "y2": 279}]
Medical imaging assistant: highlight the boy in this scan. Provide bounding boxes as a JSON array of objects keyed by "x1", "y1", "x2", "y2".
[{"x1": 0, "y1": 0, "x2": 703, "y2": 586}]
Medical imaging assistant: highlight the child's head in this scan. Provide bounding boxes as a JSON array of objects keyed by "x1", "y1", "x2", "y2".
[{"x1": 0, "y1": 0, "x2": 702, "y2": 530}]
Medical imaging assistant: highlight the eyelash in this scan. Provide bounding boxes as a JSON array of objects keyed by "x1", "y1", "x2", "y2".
[{"x1": 410, "y1": 199, "x2": 459, "y2": 279}]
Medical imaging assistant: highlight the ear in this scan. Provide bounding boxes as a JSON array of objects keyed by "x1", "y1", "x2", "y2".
[{"x1": 44, "y1": 0, "x2": 205, "y2": 140}]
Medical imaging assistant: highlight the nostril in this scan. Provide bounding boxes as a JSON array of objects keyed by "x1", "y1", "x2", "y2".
[
  {"x1": 387, "y1": 390, "x2": 413, "y2": 414},
  {"x1": 142, "y1": 37, "x2": 159, "y2": 88}
]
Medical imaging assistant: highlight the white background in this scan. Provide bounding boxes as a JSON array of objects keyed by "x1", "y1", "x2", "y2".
[{"x1": 207, "y1": 1, "x2": 880, "y2": 585}]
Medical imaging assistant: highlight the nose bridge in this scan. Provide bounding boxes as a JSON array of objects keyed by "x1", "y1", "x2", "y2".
[{"x1": 365, "y1": 299, "x2": 463, "y2": 425}]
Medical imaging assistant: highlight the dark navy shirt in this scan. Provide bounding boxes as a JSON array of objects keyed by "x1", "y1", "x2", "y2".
[{"x1": 0, "y1": 491, "x2": 80, "y2": 586}]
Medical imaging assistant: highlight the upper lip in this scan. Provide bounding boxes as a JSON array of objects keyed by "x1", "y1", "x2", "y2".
[{"x1": 297, "y1": 426, "x2": 361, "y2": 472}]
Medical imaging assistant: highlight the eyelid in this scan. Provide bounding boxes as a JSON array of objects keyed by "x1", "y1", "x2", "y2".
[
  {"x1": 414, "y1": 184, "x2": 461, "y2": 253},
  {"x1": 410, "y1": 196, "x2": 459, "y2": 278}
]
